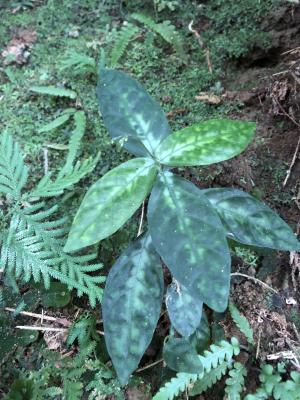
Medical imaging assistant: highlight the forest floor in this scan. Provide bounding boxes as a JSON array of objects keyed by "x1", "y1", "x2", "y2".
[{"x1": 0, "y1": 1, "x2": 300, "y2": 398}]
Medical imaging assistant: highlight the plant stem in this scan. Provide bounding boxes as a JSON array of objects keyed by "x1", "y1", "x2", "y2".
[
  {"x1": 231, "y1": 272, "x2": 278, "y2": 293},
  {"x1": 5, "y1": 307, "x2": 71, "y2": 326},
  {"x1": 136, "y1": 358, "x2": 164, "y2": 372}
]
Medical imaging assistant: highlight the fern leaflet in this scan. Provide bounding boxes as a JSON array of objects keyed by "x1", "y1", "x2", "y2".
[
  {"x1": 131, "y1": 13, "x2": 185, "y2": 58},
  {"x1": 224, "y1": 362, "x2": 247, "y2": 400},
  {"x1": 29, "y1": 155, "x2": 99, "y2": 198},
  {"x1": 189, "y1": 360, "x2": 229, "y2": 396},
  {"x1": 30, "y1": 86, "x2": 77, "y2": 99},
  {"x1": 59, "y1": 111, "x2": 87, "y2": 177},
  {"x1": 38, "y1": 112, "x2": 72, "y2": 133},
  {"x1": 110, "y1": 22, "x2": 139, "y2": 67},
  {"x1": 60, "y1": 51, "x2": 96, "y2": 75},
  {"x1": 0, "y1": 132, "x2": 28, "y2": 200},
  {"x1": 1, "y1": 203, "x2": 105, "y2": 306},
  {"x1": 229, "y1": 302, "x2": 255, "y2": 344},
  {"x1": 153, "y1": 338, "x2": 240, "y2": 400}
]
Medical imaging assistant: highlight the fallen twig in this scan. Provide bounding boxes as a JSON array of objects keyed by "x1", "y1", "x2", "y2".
[
  {"x1": 5, "y1": 307, "x2": 71, "y2": 326},
  {"x1": 136, "y1": 358, "x2": 164, "y2": 373},
  {"x1": 188, "y1": 20, "x2": 212, "y2": 73},
  {"x1": 231, "y1": 272, "x2": 278, "y2": 293},
  {"x1": 16, "y1": 325, "x2": 105, "y2": 335}
]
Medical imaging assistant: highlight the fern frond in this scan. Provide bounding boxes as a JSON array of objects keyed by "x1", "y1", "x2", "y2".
[
  {"x1": 152, "y1": 372, "x2": 198, "y2": 400},
  {"x1": 229, "y1": 302, "x2": 254, "y2": 345},
  {"x1": 29, "y1": 155, "x2": 99, "y2": 198},
  {"x1": 67, "y1": 313, "x2": 99, "y2": 349},
  {"x1": 110, "y1": 22, "x2": 139, "y2": 67},
  {"x1": 30, "y1": 86, "x2": 77, "y2": 99},
  {"x1": 60, "y1": 51, "x2": 96, "y2": 75},
  {"x1": 1, "y1": 204, "x2": 105, "y2": 306},
  {"x1": 37, "y1": 112, "x2": 73, "y2": 133},
  {"x1": 189, "y1": 360, "x2": 229, "y2": 396},
  {"x1": 199, "y1": 337, "x2": 240, "y2": 374},
  {"x1": 59, "y1": 111, "x2": 87, "y2": 177},
  {"x1": 131, "y1": 13, "x2": 185, "y2": 58},
  {"x1": 0, "y1": 132, "x2": 28, "y2": 200},
  {"x1": 225, "y1": 362, "x2": 247, "y2": 400},
  {"x1": 153, "y1": 338, "x2": 240, "y2": 400}
]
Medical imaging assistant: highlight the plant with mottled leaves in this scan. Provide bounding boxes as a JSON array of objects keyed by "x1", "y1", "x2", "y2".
[{"x1": 65, "y1": 67, "x2": 300, "y2": 385}]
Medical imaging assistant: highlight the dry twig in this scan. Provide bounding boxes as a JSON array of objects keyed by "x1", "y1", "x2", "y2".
[{"x1": 188, "y1": 20, "x2": 212, "y2": 73}]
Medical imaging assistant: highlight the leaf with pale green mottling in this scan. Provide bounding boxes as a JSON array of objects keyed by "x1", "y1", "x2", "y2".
[
  {"x1": 166, "y1": 281, "x2": 203, "y2": 337},
  {"x1": 102, "y1": 233, "x2": 163, "y2": 385},
  {"x1": 97, "y1": 68, "x2": 171, "y2": 156},
  {"x1": 148, "y1": 172, "x2": 231, "y2": 312},
  {"x1": 203, "y1": 188, "x2": 300, "y2": 251},
  {"x1": 163, "y1": 337, "x2": 203, "y2": 373},
  {"x1": 65, "y1": 158, "x2": 157, "y2": 251},
  {"x1": 155, "y1": 119, "x2": 255, "y2": 166}
]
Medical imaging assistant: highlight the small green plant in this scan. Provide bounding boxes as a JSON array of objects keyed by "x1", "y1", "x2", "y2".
[
  {"x1": 156, "y1": 303, "x2": 300, "y2": 399},
  {"x1": 0, "y1": 122, "x2": 104, "y2": 305},
  {"x1": 64, "y1": 67, "x2": 300, "y2": 385}
]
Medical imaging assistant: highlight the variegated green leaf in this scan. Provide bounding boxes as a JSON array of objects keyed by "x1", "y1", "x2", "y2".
[
  {"x1": 102, "y1": 233, "x2": 164, "y2": 385},
  {"x1": 65, "y1": 158, "x2": 157, "y2": 251},
  {"x1": 163, "y1": 337, "x2": 203, "y2": 373},
  {"x1": 203, "y1": 188, "x2": 300, "y2": 251},
  {"x1": 166, "y1": 281, "x2": 203, "y2": 337},
  {"x1": 148, "y1": 172, "x2": 231, "y2": 312},
  {"x1": 97, "y1": 69, "x2": 171, "y2": 156},
  {"x1": 155, "y1": 119, "x2": 255, "y2": 166}
]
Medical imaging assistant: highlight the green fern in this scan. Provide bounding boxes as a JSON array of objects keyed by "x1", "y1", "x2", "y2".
[
  {"x1": 29, "y1": 156, "x2": 99, "y2": 198},
  {"x1": 30, "y1": 86, "x2": 77, "y2": 99},
  {"x1": 245, "y1": 365, "x2": 300, "y2": 400},
  {"x1": 110, "y1": 22, "x2": 139, "y2": 67},
  {"x1": 30, "y1": 111, "x2": 98, "y2": 198},
  {"x1": 189, "y1": 360, "x2": 229, "y2": 396},
  {"x1": 1, "y1": 203, "x2": 105, "y2": 306},
  {"x1": 60, "y1": 51, "x2": 96, "y2": 75},
  {"x1": 153, "y1": 338, "x2": 240, "y2": 400},
  {"x1": 229, "y1": 302, "x2": 255, "y2": 345},
  {"x1": 59, "y1": 111, "x2": 87, "y2": 177},
  {"x1": 67, "y1": 313, "x2": 99, "y2": 350},
  {"x1": 38, "y1": 112, "x2": 73, "y2": 133},
  {"x1": 0, "y1": 131, "x2": 28, "y2": 200},
  {"x1": 131, "y1": 13, "x2": 185, "y2": 58},
  {"x1": 224, "y1": 362, "x2": 247, "y2": 400}
]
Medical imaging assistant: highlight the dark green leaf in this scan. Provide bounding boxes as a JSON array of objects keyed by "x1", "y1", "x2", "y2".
[
  {"x1": 102, "y1": 233, "x2": 164, "y2": 385},
  {"x1": 189, "y1": 312, "x2": 211, "y2": 354},
  {"x1": 166, "y1": 281, "x2": 203, "y2": 337},
  {"x1": 155, "y1": 119, "x2": 255, "y2": 166},
  {"x1": 0, "y1": 318, "x2": 38, "y2": 358},
  {"x1": 41, "y1": 282, "x2": 71, "y2": 307},
  {"x1": 163, "y1": 337, "x2": 203, "y2": 373},
  {"x1": 65, "y1": 158, "x2": 157, "y2": 251},
  {"x1": 4, "y1": 380, "x2": 34, "y2": 400},
  {"x1": 97, "y1": 69, "x2": 171, "y2": 156},
  {"x1": 148, "y1": 172, "x2": 231, "y2": 312},
  {"x1": 203, "y1": 188, "x2": 300, "y2": 251}
]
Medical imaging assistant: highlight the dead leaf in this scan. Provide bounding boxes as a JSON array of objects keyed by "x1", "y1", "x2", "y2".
[
  {"x1": 286, "y1": 297, "x2": 297, "y2": 305},
  {"x1": 44, "y1": 330, "x2": 67, "y2": 350},
  {"x1": 2, "y1": 29, "x2": 37, "y2": 65},
  {"x1": 195, "y1": 92, "x2": 221, "y2": 104}
]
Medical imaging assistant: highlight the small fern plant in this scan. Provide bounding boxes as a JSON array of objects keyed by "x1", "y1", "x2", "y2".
[
  {"x1": 0, "y1": 124, "x2": 104, "y2": 306},
  {"x1": 64, "y1": 67, "x2": 300, "y2": 385}
]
